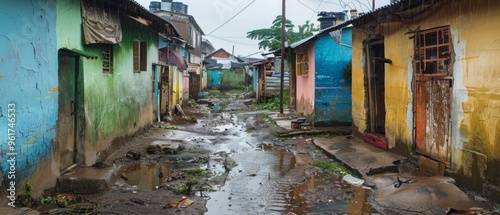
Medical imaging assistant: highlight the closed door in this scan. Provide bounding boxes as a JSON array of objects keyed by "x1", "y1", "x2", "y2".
[
  {"x1": 212, "y1": 70, "x2": 220, "y2": 88},
  {"x1": 58, "y1": 53, "x2": 77, "y2": 170},
  {"x1": 414, "y1": 77, "x2": 452, "y2": 165}
]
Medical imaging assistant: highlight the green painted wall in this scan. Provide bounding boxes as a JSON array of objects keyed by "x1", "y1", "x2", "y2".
[
  {"x1": 57, "y1": 0, "x2": 157, "y2": 164},
  {"x1": 219, "y1": 69, "x2": 246, "y2": 90}
]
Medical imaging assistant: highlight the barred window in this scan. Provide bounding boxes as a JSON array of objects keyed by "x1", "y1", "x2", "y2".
[
  {"x1": 414, "y1": 26, "x2": 452, "y2": 76},
  {"x1": 102, "y1": 44, "x2": 112, "y2": 74},
  {"x1": 133, "y1": 40, "x2": 148, "y2": 72}
]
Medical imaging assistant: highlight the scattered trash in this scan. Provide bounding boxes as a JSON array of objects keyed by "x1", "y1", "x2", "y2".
[
  {"x1": 366, "y1": 165, "x2": 399, "y2": 175},
  {"x1": 163, "y1": 196, "x2": 194, "y2": 209},
  {"x1": 342, "y1": 174, "x2": 365, "y2": 186},
  {"x1": 66, "y1": 202, "x2": 99, "y2": 214},
  {"x1": 55, "y1": 194, "x2": 77, "y2": 207},
  {"x1": 394, "y1": 176, "x2": 417, "y2": 188},
  {"x1": 175, "y1": 104, "x2": 186, "y2": 117},
  {"x1": 126, "y1": 150, "x2": 141, "y2": 160}
]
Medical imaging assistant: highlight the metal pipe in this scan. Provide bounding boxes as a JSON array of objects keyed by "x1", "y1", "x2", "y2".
[{"x1": 280, "y1": 0, "x2": 286, "y2": 114}]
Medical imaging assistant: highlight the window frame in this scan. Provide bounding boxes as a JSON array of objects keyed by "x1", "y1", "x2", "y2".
[
  {"x1": 102, "y1": 44, "x2": 112, "y2": 74},
  {"x1": 413, "y1": 26, "x2": 453, "y2": 77},
  {"x1": 133, "y1": 40, "x2": 148, "y2": 72},
  {"x1": 296, "y1": 53, "x2": 309, "y2": 76}
]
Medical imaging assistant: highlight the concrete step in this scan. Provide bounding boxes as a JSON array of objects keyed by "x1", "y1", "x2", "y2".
[
  {"x1": 56, "y1": 166, "x2": 117, "y2": 194},
  {"x1": 0, "y1": 207, "x2": 39, "y2": 215}
]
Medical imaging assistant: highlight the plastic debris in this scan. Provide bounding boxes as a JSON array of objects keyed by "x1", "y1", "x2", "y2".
[
  {"x1": 342, "y1": 174, "x2": 365, "y2": 186},
  {"x1": 394, "y1": 176, "x2": 417, "y2": 188},
  {"x1": 163, "y1": 196, "x2": 194, "y2": 209}
]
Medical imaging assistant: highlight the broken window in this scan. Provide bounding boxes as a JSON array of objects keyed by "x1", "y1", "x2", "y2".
[
  {"x1": 296, "y1": 53, "x2": 309, "y2": 76},
  {"x1": 102, "y1": 44, "x2": 112, "y2": 74},
  {"x1": 414, "y1": 26, "x2": 452, "y2": 75},
  {"x1": 133, "y1": 40, "x2": 148, "y2": 72}
]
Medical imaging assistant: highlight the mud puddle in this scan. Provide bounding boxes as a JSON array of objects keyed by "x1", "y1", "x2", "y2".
[
  {"x1": 117, "y1": 163, "x2": 170, "y2": 191},
  {"x1": 205, "y1": 143, "x2": 378, "y2": 214}
]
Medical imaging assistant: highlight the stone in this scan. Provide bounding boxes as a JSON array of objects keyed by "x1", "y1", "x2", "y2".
[
  {"x1": 149, "y1": 141, "x2": 181, "y2": 154},
  {"x1": 56, "y1": 166, "x2": 117, "y2": 194}
]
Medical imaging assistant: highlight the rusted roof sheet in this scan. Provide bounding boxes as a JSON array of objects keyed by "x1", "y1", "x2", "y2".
[{"x1": 88, "y1": 0, "x2": 181, "y2": 38}]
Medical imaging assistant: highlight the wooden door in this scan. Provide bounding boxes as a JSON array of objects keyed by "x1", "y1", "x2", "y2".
[
  {"x1": 57, "y1": 53, "x2": 77, "y2": 170},
  {"x1": 414, "y1": 77, "x2": 452, "y2": 165},
  {"x1": 366, "y1": 41, "x2": 386, "y2": 133},
  {"x1": 189, "y1": 74, "x2": 201, "y2": 100}
]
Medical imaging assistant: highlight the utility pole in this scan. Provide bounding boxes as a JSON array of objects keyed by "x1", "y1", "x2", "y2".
[
  {"x1": 372, "y1": 0, "x2": 375, "y2": 10},
  {"x1": 279, "y1": 0, "x2": 285, "y2": 114}
]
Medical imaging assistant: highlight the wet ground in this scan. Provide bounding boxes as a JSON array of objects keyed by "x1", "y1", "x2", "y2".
[{"x1": 35, "y1": 90, "x2": 379, "y2": 214}]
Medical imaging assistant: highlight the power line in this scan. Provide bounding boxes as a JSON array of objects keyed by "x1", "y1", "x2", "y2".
[
  {"x1": 308, "y1": 0, "x2": 324, "y2": 22},
  {"x1": 206, "y1": 35, "x2": 257, "y2": 46},
  {"x1": 296, "y1": 0, "x2": 316, "y2": 12},
  {"x1": 206, "y1": 0, "x2": 256, "y2": 36}
]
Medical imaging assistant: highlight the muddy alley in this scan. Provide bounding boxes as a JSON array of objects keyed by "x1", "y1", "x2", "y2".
[{"x1": 35, "y1": 91, "x2": 377, "y2": 215}]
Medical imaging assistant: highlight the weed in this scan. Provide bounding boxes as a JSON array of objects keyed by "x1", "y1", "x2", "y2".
[
  {"x1": 17, "y1": 182, "x2": 34, "y2": 207},
  {"x1": 257, "y1": 91, "x2": 289, "y2": 111},
  {"x1": 40, "y1": 196, "x2": 56, "y2": 205},
  {"x1": 269, "y1": 130, "x2": 280, "y2": 137},
  {"x1": 188, "y1": 148, "x2": 207, "y2": 154},
  {"x1": 245, "y1": 127, "x2": 256, "y2": 133},
  {"x1": 257, "y1": 114, "x2": 276, "y2": 125},
  {"x1": 311, "y1": 159, "x2": 353, "y2": 177},
  {"x1": 188, "y1": 101, "x2": 199, "y2": 108},
  {"x1": 181, "y1": 168, "x2": 206, "y2": 178}
]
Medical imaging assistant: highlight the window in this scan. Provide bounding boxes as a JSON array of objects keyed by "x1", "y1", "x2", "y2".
[
  {"x1": 414, "y1": 26, "x2": 452, "y2": 75},
  {"x1": 296, "y1": 53, "x2": 309, "y2": 76},
  {"x1": 102, "y1": 44, "x2": 112, "y2": 74},
  {"x1": 133, "y1": 40, "x2": 148, "y2": 72}
]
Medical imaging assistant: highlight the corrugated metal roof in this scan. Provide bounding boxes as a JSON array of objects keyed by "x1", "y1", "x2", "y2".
[{"x1": 93, "y1": 0, "x2": 181, "y2": 38}]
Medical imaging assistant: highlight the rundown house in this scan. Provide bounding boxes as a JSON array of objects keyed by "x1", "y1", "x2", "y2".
[
  {"x1": 154, "y1": 8, "x2": 204, "y2": 100},
  {"x1": 0, "y1": 0, "x2": 178, "y2": 198},
  {"x1": 289, "y1": 24, "x2": 353, "y2": 126},
  {"x1": 346, "y1": 0, "x2": 500, "y2": 201},
  {"x1": 205, "y1": 48, "x2": 248, "y2": 90}
]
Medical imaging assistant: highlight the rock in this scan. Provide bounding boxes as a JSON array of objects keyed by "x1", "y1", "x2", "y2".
[
  {"x1": 149, "y1": 141, "x2": 181, "y2": 154},
  {"x1": 126, "y1": 150, "x2": 141, "y2": 160},
  {"x1": 130, "y1": 198, "x2": 145, "y2": 205}
]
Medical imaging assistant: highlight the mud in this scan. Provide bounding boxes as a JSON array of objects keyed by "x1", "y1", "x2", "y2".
[{"x1": 34, "y1": 91, "x2": 378, "y2": 215}]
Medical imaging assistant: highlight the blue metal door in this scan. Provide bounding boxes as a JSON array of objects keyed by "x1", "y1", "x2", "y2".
[{"x1": 212, "y1": 70, "x2": 220, "y2": 88}]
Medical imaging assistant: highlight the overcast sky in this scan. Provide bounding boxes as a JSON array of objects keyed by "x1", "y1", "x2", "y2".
[{"x1": 137, "y1": 0, "x2": 391, "y2": 58}]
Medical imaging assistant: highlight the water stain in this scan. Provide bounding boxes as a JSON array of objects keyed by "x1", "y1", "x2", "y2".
[{"x1": 118, "y1": 163, "x2": 170, "y2": 191}]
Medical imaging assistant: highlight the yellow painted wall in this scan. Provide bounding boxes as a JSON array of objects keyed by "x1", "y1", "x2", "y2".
[{"x1": 352, "y1": 0, "x2": 500, "y2": 198}]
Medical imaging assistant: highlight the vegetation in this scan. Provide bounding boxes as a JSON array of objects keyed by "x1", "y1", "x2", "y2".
[
  {"x1": 257, "y1": 91, "x2": 289, "y2": 111},
  {"x1": 16, "y1": 182, "x2": 34, "y2": 207},
  {"x1": 257, "y1": 113, "x2": 276, "y2": 125},
  {"x1": 311, "y1": 159, "x2": 353, "y2": 177},
  {"x1": 160, "y1": 124, "x2": 178, "y2": 130},
  {"x1": 247, "y1": 16, "x2": 318, "y2": 51},
  {"x1": 174, "y1": 168, "x2": 207, "y2": 195}
]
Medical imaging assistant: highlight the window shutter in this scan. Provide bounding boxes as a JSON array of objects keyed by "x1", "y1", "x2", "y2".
[
  {"x1": 133, "y1": 40, "x2": 140, "y2": 72},
  {"x1": 140, "y1": 41, "x2": 148, "y2": 71}
]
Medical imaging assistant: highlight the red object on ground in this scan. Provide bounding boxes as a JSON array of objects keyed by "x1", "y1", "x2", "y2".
[{"x1": 362, "y1": 132, "x2": 388, "y2": 150}]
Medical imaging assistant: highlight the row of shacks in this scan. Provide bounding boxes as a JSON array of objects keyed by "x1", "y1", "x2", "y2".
[
  {"x1": 0, "y1": 0, "x2": 209, "y2": 198},
  {"x1": 257, "y1": 0, "x2": 500, "y2": 203}
]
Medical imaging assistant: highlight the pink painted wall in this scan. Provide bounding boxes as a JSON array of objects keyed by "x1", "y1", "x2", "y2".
[{"x1": 295, "y1": 42, "x2": 315, "y2": 121}]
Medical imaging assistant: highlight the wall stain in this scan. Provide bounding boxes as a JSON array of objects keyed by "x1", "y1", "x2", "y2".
[
  {"x1": 48, "y1": 87, "x2": 58, "y2": 93},
  {"x1": 0, "y1": 75, "x2": 4, "y2": 79}
]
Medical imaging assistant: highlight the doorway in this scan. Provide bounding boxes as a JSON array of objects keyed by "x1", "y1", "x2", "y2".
[
  {"x1": 57, "y1": 52, "x2": 79, "y2": 171},
  {"x1": 365, "y1": 40, "x2": 386, "y2": 134}
]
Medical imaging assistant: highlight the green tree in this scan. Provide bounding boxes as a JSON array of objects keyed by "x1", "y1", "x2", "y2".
[{"x1": 246, "y1": 16, "x2": 318, "y2": 51}]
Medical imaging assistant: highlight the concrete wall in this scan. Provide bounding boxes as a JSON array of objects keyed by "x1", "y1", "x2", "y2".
[
  {"x1": 58, "y1": 0, "x2": 157, "y2": 165},
  {"x1": 295, "y1": 42, "x2": 316, "y2": 121},
  {"x1": 0, "y1": 0, "x2": 58, "y2": 196},
  {"x1": 218, "y1": 69, "x2": 247, "y2": 90},
  {"x1": 351, "y1": 0, "x2": 500, "y2": 200},
  {"x1": 314, "y1": 28, "x2": 352, "y2": 126}
]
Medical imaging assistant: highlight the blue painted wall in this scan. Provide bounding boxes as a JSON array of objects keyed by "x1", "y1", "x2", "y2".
[
  {"x1": 0, "y1": 0, "x2": 58, "y2": 183},
  {"x1": 314, "y1": 27, "x2": 352, "y2": 126}
]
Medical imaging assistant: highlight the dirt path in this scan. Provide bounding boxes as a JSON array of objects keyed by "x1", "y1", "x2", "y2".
[{"x1": 34, "y1": 91, "x2": 376, "y2": 215}]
